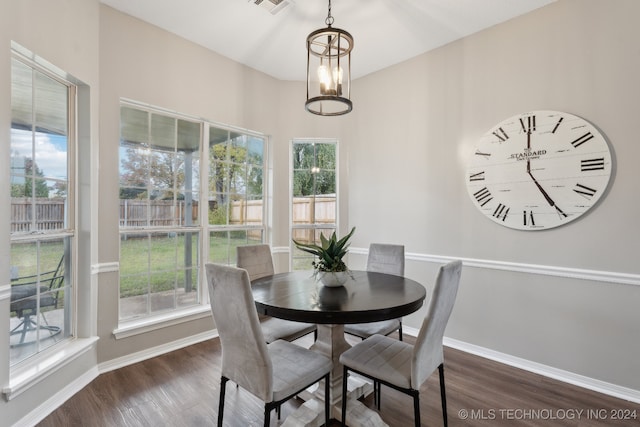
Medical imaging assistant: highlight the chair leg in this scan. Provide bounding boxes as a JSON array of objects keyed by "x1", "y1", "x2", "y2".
[
  {"x1": 218, "y1": 376, "x2": 228, "y2": 427},
  {"x1": 341, "y1": 366, "x2": 349, "y2": 426},
  {"x1": 314, "y1": 328, "x2": 318, "y2": 341},
  {"x1": 438, "y1": 363, "x2": 448, "y2": 427},
  {"x1": 325, "y1": 373, "x2": 330, "y2": 427},
  {"x1": 264, "y1": 405, "x2": 271, "y2": 427},
  {"x1": 412, "y1": 390, "x2": 420, "y2": 427},
  {"x1": 398, "y1": 321, "x2": 403, "y2": 341}
]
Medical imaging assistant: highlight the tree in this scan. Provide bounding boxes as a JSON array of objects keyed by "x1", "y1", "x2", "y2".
[
  {"x1": 119, "y1": 146, "x2": 188, "y2": 200},
  {"x1": 11, "y1": 158, "x2": 50, "y2": 197},
  {"x1": 292, "y1": 143, "x2": 336, "y2": 197}
]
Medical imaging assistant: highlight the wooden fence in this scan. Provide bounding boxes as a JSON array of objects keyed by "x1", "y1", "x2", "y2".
[
  {"x1": 11, "y1": 196, "x2": 336, "y2": 236},
  {"x1": 119, "y1": 200, "x2": 200, "y2": 227},
  {"x1": 10, "y1": 198, "x2": 66, "y2": 232}
]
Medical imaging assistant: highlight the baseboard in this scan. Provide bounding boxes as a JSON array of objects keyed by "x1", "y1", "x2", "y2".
[
  {"x1": 12, "y1": 366, "x2": 99, "y2": 427},
  {"x1": 401, "y1": 326, "x2": 640, "y2": 404},
  {"x1": 98, "y1": 329, "x2": 218, "y2": 374}
]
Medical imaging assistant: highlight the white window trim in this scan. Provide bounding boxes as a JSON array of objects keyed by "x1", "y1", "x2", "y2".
[
  {"x1": 113, "y1": 305, "x2": 211, "y2": 340},
  {"x1": 3, "y1": 337, "x2": 98, "y2": 401}
]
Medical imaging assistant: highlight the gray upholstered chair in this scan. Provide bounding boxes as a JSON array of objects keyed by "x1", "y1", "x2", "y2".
[
  {"x1": 344, "y1": 243, "x2": 405, "y2": 340},
  {"x1": 340, "y1": 260, "x2": 462, "y2": 427},
  {"x1": 237, "y1": 244, "x2": 317, "y2": 343},
  {"x1": 206, "y1": 263, "x2": 331, "y2": 427}
]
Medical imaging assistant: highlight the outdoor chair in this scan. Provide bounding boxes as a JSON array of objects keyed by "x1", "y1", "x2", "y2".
[{"x1": 10, "y1": 256, "x2": 65, "y2": 346}]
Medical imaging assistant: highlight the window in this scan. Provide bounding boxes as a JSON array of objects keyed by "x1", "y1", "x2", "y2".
[
  {"x1": 9, "y1": 54, "x2": 75, "y2": 365},
  {"x1": 290, "y1": 140, "x2": 337, "y2": 270},
  {"x1": 208, "y1": 126, "x2": 266, "y2": 265},
  {"x1": 119, "y1": 104, "x2": 201, "y2": 320},
  {"x1": 118, "y1": 105, "x2": 267, "y2": 322}
]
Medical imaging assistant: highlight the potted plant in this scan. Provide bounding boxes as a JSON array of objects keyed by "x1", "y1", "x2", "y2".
[{"x1": 293, "y1": 226, "x2": 356, "y2": 287}]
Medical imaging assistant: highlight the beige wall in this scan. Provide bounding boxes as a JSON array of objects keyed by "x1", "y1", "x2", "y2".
[
  {"x1": 2, "y1": 0, "x2": 639, "y2": 425},
  {"x1": 345, "y1": 0, "x2": 640, "y2": 391},
  {"x1": 1, "y1": 1, "x2": 101, "y2": 425}
]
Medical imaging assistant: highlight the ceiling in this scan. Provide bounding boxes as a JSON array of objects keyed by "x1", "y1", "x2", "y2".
[{"x1": 100, "y1": 0, "x2": 555, "y2": 82}]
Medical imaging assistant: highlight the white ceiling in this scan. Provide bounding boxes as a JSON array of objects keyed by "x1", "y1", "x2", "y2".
[{"x1": 100, "y1": 0, "x2": 555, "y2": 82}]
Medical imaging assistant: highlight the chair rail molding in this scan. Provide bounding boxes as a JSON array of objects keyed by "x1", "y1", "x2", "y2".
[
  {"x1": 91, "y1": 262, "x2": 119, "y2": 275},
  {"x1": 349, "y1": 247, "x2": 640, "y2": 287}
]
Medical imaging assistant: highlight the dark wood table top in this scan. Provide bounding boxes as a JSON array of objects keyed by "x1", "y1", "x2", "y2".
[{"x1": 251, "y1": 270, "x2": 427, "y2": 324}]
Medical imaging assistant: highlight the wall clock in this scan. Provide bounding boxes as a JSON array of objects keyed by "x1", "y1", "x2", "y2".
[{"x1": 466, "y1": 110, "x2": 612, "y2": 230}]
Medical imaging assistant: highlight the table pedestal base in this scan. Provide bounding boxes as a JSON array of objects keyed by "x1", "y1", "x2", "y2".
[{"x1": 282, "y1": 324, "x2": 387, "y2": 427}]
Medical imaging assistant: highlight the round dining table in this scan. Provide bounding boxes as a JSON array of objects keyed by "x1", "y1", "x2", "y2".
[{"x1": 251, "y1": 270, "x2": 427, "y2": 426}]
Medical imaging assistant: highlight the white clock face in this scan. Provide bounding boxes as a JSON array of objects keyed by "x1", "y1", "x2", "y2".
[{"x1": 467, "y1": 110, "x2": 612, "y2": 230}]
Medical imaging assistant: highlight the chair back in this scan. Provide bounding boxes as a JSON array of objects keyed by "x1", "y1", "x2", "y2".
[
  {"x1": 237, "y1": 244, "x2": 275, "y2": 281},
  {"x1": 366, "y1": 243, "x2": 405, "y2": 276},
  {"x1": 205, "y1": 263, "x2": 273, "y2": 401},
  {"x1": 411, "y1": 260, "x2": 462, "y2": 387}
]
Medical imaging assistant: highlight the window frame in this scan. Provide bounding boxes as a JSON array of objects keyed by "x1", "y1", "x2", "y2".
[
  {"x1": 289, "y1": 138, "x2": 339, "y2": 271},
  {"x1": 8, "y1": 51, "x2": 77, "y2": 365},
  {"x1": 115, "y1": 102, "x2": 269, "y2": 332},
  {"x1": 117, "y1": 101, "x2": 203, "y2": 323}
]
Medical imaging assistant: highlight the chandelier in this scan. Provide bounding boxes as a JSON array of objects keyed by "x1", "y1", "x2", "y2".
[{"x1": 305, "y1": 0, "x2": 353, "y2": 116}]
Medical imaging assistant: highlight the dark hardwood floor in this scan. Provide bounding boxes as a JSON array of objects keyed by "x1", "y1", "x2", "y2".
[{"x1": 39, "y1": 333, "x2": 639, "y2": 426}]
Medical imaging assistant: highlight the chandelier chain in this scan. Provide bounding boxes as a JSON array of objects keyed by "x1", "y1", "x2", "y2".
[{"x1": 325, "y1": 0, "x2": 334, "y2": 26}]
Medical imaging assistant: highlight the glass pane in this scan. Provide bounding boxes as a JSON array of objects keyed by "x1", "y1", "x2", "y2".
[
  {"x1": 121, "y1": 106, "x2": 149, "y2": 145},
  {"x1": 119, "y1": 145, "x2": 150, "y2": 189},
  {"x1": 10, "y1": 239, "x2": 68, "y2": 362},
  {"x1": 315, "y1": 170, "x2": 336, "y2": 195},
  {"x1": 119, "y1": 233, "x2": 149, "y2": 276},
  {"x1": 149, "y1": 233, "x2": 177, "y2": 270},
  {"x1": 247, "y1": 196, "x2": 264, "y2": 225},
  {"x1": 315, "y1": 143, "x2": 336, "y2": 170},
  {"x1": 150, "y1": 113, "x2": 175, "y2": 151},
  {"x1": 209, "y1": 196, "x2": 230, "y2": 225},
  {"x1": 120, "y1": 200, "x2": 149, "y2": 228},
  {"x1": 246, "y1": 164, "x2": 263, "y2": 197},
  {"x1": 246, "y1": 136, "x2": 264, "y2": 165},
  {"x1": 150, "y1": 272, "x2": 176, "y2": 313},
  {"x1": 209, "y1": 231, "x2": 230, "y2": 264},
  {"x1": 35, "y1": 70, "x2": 68, "y2": 137},
  {"x1": 178, "y1": 119, "x2": 200, "y2": 152},
  {"x1": 292, "y1": 196, "x2": 314, "y2": 226},
  {"x1": 293, "y1": 170, "x2": 314, "y2": 197},
  {"x1": 315, "y1": 195, "x2": 336, "y2": 226},
  {"x1": 210, "y1": 127, "x2": 229, "y2": 161},
  {"x1": 293, "y1": 143, "x2": 315, "y2": 169},
  {"x1": 230, "y1": 166, "x2": 247, "y2": 194},
  {"x1": 177, "y1": 268, "x2": 198, "y2": 308},
  {"x1": 210, "y1": 162, "x2": 230, "y2": 195},
  {"x1": 177, "y1": 231, "x2": 199, "y2": 269},
  {"x1": 150, "y1": 150, "x2": 175, "y2": 194},
  {"x1": 11, "y1": 58, "x2": 33, "y2": 133}
]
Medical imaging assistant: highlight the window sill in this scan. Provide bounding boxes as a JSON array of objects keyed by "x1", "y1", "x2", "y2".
[
  {"x1": 113, "y1": 305, "x2": 212, "y2": 340},
  {"x1": 3, "y1": 337, "x2": 99, "y2": 401}
]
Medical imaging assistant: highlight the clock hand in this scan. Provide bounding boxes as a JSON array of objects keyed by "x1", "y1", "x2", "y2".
[{"x1": 527, "y1": 169, "x2": 568, "y2": 217}]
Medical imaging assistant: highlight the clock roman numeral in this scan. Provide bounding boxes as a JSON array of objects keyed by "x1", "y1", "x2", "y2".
[
  {"x1": 551, "y1": 117, "x2": 564, "y2": 134},
  {"x1": 523, "y1": 210, "x2": 535, "y2": 226},
  {"x1": 581, "y1": 158, "x2": 605, "y2": 171},
  {"x1": 469, "y1": 171, "x2": 485, "y2": 181},
  {"x1": 473, "y1": 187, "x2": 493, "y2": 207},
  {"x1": 573, "y1": 183, "x2": 597, "y2": 199},
  {"x1": 492, "y1": 203, "x2": 510, "y2": 221},
  {"x1": 492, "y1": 127, "x2": 509, "y2": 142},
  {"x1": 520, "y1": 115, "x2": 536, "y2": 134},
  {"x1": 571, "y1": 132, "x2": 594, "y2": 148}
]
